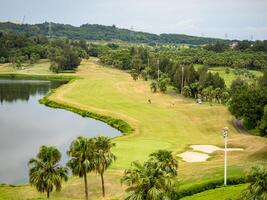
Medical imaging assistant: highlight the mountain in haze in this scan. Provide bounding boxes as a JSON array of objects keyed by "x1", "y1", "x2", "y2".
[{"x1": 0, "y1": 22, "x2": 225, "y2": 45}]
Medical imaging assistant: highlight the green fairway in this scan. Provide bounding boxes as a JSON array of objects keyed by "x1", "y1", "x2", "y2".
[
  {"x1": 0, "y1": 58, "x2": 266, "y2": 199},
  {"x1": 181, "y1": 184, "x2": 248, "y2": 200},
  {"x1": 0, "y1": 59, "x2": 53, "y2": 74}
]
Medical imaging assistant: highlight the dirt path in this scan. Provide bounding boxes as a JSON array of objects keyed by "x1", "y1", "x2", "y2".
[{"x1": 233, "y1": 119, "x2": 248, "y2": 134}]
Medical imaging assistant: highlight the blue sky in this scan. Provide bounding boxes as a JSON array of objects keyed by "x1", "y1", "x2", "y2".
[{"x1": 0, "y1": 0, "x2": 267, "y2": 40}]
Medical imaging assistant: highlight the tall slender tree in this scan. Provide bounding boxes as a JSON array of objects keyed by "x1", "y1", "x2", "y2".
[
  {"x1": 67, "y1": 136, "x2": 94, "y2": 200},
  {"x1": 28, "y1": 146, "x2": 68, "y2": 198},
  {"x1": 93, "y1": 136, "x2": 116, "y2": 197}
]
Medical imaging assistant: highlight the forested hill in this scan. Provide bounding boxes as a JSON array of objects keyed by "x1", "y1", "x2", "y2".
[{"x1": 0, "y1": 22, "x2": 224, "y2": 45}]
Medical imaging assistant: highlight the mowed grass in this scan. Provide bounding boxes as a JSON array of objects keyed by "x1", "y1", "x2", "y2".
[
  {"x1": 0, "y1": 59, "x2": 53, "y2": 74},
  {"x1": 194, "y1": 64, "x2": 263, "y2": 87},
  {"x1": 0, "y1": 58, "x2": 266, "y2": 199},
  {"x1": 181, "y1": 184, "x2": 248, "y2": 200}
]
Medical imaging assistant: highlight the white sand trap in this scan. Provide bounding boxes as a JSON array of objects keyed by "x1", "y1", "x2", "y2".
[
  {"x1": 178, "y1": 151, "x2": 210, "y2": 162},
  {"x1": 177, "y1": 145, "x2": 244, "y2": 163},
  {"x1": 190, "y1": 145, "x2": 244, "y2": 153}
]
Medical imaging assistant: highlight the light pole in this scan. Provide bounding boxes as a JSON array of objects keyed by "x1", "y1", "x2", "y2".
[
  {"x1": 222, "y1": 127, "x2": 228, "y2": 185},
  {"x1": 157, "y1": 59, "x2": 160, "y2": 82},
  {"x1": 181, "y1": 66, "x2": 184, "y2": 93}
]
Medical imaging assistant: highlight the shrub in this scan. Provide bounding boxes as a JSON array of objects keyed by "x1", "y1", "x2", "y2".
[{"x1": 176, "y1": 177, "x2": 247, "y2": 199}]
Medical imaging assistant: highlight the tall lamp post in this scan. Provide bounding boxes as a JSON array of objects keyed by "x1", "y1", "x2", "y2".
[
  {"x1": 157, "y1": 59, "x2": 160, "y2": 82},
  {"x1": 222, "y1": 127, "x2": 228, "y2": 185}
]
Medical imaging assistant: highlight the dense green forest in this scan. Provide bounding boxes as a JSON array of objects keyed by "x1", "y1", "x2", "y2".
[{"x1": 0, "y1": 22, "x2": 225, "y2": 45}]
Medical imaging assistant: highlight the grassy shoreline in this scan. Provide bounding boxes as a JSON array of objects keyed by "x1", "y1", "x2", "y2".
[{"x1": 39, "y1": 89, "x2": 134, "y2": 135}]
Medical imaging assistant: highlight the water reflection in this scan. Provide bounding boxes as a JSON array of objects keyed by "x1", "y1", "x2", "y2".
[
  {"x1": 0, "y1": 79, "x2": 120, "y2": 184},
  {"x1": 0, "y1": 79, "x2": 62, "y2": 103}
]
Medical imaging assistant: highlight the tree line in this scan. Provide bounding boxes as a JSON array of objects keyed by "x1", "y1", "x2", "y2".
[
  {"x1": 0, "y1": 22, "x2": 224, "y2": 45},
  {"x1": 0, "y1": 31, "x2": 88, "y2": 72}
]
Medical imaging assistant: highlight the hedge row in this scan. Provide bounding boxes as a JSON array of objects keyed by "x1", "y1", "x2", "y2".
[
  {"x1": 39, "y1": 91, "x2": 134, "y2": 135},
  {"x1": 0, "y1": 73, "x2": 76, "y2": 81},
  {"x1": 176, "y1": 176, "x2": 247, "y2": 199}
]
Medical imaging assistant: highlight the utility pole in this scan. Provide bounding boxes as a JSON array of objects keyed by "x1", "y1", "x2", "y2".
[
  {"x1": 222, "y1": 127, "x2": 228, "y2": 185},
  {"x1": 157, "y1": 59, "x2": 160, "y2": 82},
  {"x1": 21, "y1": 15, "x2": 26, "y2": 24},
  {"x1": 181, "y1": 66, "x2": 184, "y2": 93},
  {"x1": 48, "y1": 22, "x2": 52, "y2": 38}
]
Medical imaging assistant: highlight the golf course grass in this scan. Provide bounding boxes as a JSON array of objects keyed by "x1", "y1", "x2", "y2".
[
  {"x1": 181, "y1": 184, "x2": 248, "y2": 200},
  {"x1": 0, "y1": 58, "x2": 266, "y2": 199},
  {"x1": 194, "y1": 64, "x2": 263, "y2": 87}
]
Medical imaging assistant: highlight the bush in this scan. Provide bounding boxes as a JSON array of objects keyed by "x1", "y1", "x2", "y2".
[
  {"x1": 176, "y1": 177, "x2": 247, "y2": 199},
  {"x1": 0, "y1": 57, "x2": 6, "y2": 63},
  {"x1": 49, "y1": 62, "x2": 61, "y2": 73},
  {"x1": 50, "y1": 47, "x2": 81, "y2": 72}
]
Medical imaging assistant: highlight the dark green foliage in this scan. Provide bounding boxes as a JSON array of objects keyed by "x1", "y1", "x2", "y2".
[
  {"x1": 50, "y1": 47, "x2": 81, "y2": 71},
  {"x1": 204, "y1": 41, "x2": 229, "y2": 52},
  {"x1": 242, "y1": 165, "x2": 267, "y2": 199},
  {"x1": 130, "y1": 69, "x2": 139, "y2": 81},
  {"x1": 0, "y1": 22, "x2": 223, "y2": 45},
  {"x1": 28, "y1": 146, "x2": 68, "y2": 198},
  {"x1": 229, "y1": 84, "x2": 267, "y2": 129},
  {"x1": 182, "y1": 86, "x2": 191, "y2": 97},
  {"x1": 122, "y1": 150, "x2": 178, "y2": 200},
  {"x1": 258, "y1": 105, "x2": 267, "y2": 136},
  {"x1": 176, "y1": 177, "x2": 247, "y2": 199},
  {"x1": 67, "y1": 136, "x2": 95, "y2": 200},
  {"x1": 259, "y1": 70, "x2": 267, "y2": 89},
  {"x1": 93, "y1": 136, "x2": 116, "y2": 197},
  {"x1": 150, "y1": 81, "x2": 158, "y2": 93},
  {"x1": 0, "y1": 73, "x2": 75, "y2": 81},
  {"x1": 158, "y1": 75, "x2": 170, "y2": 92}
]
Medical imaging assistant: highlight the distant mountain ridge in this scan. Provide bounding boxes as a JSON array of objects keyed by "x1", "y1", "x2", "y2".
[{"x1": 0, "y1": 21, "x2": 226, "y2": 45}]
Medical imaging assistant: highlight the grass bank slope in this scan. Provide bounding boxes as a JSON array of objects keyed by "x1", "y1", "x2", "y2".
[{"x1": 181, "y1": 184, "x2": 248, "y2": 200}]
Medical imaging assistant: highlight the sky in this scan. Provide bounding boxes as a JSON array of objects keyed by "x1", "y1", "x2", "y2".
[{"x1": 0, "y1": 0, "x2": 267, "y2": 40}]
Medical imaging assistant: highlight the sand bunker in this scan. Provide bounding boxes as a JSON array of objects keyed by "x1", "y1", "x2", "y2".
[
  {"x1": 190, "y1": 145, "x2": 243, "y2": 154},
  {"x1": 178, "y1": 151, "x2": 210, "y2": 162},
  {"x1": 177, "y1": 145, "x2": 244, "y2": 162}
]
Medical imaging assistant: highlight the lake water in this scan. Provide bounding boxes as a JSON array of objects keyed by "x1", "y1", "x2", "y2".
[{"x1": 0, "y1": 79, "x2": 121, "y2": 184}]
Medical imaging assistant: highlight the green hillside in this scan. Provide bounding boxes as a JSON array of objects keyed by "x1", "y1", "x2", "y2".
[{"x1": 0, "y1": 22, "x2": 224, "y2": 45}]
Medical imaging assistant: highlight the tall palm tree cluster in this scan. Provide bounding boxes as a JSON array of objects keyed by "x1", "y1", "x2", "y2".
[
  {"x1": 28, "y1": 136, "x2": 116, "y2": 199},
  {"x1": 121, "y1": 150, "x2": 178, "y2": 200}
]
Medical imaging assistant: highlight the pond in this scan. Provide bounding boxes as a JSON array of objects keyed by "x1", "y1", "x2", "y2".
[{"x1": 0, "y1": 79, "x2": 121, "y2": 184}]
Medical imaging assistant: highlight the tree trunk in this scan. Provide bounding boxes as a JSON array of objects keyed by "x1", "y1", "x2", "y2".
[
  {"x1": 100, "y1": 172, "x2": 105, "y2": 197},
  {"x1": 47, "y1": 190, "x2": 50, "y2": 198},
  {"x1": 84, "y1": 173, "x2": 89, "y2": 200}
]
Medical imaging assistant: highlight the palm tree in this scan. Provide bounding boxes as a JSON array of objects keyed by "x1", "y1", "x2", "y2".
[
  {"x1": 150, "y1": 81, "x2": 158, "y2": 93},
  {"x1": 122, "y1": 150, "x2": 178, "y2": 200},
  {"x1": 67, "y1": 136, "x2": 94, "y2": 200},
  {"x1": 149, "y1": 150, "x2": 178, "y2": 176},
  {"x1": 93, "y1": 136, "x2": 116, "y2": 197},
  {"x1": 182, "y1": 86, "x2": 192, "y2": 97},
  {"x1": 242, "y1": 165, "x2": 267, "y2": 200},
  {"x1": 28, "y1": 146, "x2": 68, "y2": 198}
]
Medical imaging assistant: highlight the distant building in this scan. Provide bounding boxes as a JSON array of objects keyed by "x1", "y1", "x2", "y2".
[{"x1": 229, "y1": 42, "x2": 238, "y2": 49}]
